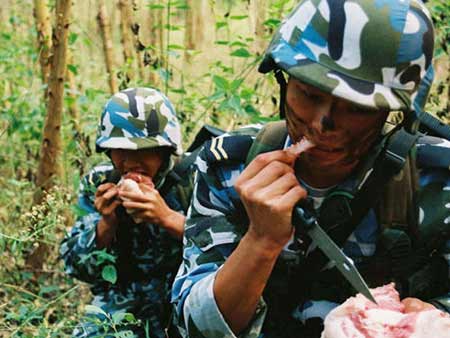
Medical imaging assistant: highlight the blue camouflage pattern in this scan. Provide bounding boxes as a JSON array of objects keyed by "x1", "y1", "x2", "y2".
[
  {"x1": 171, "y1": 128, "x2": 450, "y2": 338},
  {"x1": 96, "y1": 87, "x2": 182, "y2": 155},
  {"x1": 260, "y1": 0, "x2": 435, "y2": 115},
  {"x1": 60, "y1": 163, "x2": 185, "y2": 338}
]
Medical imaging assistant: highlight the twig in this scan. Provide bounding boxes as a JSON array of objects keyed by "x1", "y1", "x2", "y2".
[
  {"x1": 0, "y1": 121, "x2": 8, "y2": 138},
  {"x1": 0, "y1": 283, "x2": 45, "y2": 301}
]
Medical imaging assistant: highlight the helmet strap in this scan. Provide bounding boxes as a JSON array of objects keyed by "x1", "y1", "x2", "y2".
[{"x1": 274, "y1": 69, "x2": 287, "y2": 119}]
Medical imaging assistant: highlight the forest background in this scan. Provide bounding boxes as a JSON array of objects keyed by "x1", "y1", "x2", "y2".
[{"x1": 0, "y1": 0, "x2": 448, "y2": 336}]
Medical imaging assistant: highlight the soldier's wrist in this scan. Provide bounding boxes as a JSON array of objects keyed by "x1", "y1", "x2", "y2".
[
  {"x1": 244, "y1": 227, "x2": 285, "y2": 259},
  {"x1": 96, "y1": 217, "x2": 118, "y2": 248}
]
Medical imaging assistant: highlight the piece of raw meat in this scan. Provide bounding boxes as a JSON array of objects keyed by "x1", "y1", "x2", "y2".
[
  {"x1": 321, "y1": 283, "x2": 450, "y2": 338},
  {"x1": 117, "y1": 172, "x2": 154, "y2": 223}
]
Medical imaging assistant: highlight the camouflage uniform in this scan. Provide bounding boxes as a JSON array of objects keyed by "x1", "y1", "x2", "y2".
[
  {"x1": 61, "y1": 88, "x2": 187, "y2": 338},
  {"x1": 171, "y1": 1, "x2": 450, "y2": 337}
]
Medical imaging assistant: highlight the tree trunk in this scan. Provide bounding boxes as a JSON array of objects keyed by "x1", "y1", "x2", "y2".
[
  {"x1": 249, "y1": 0, "x2": 267, "y2": 55},
  {"x1": 183, "y1": 0, "x2": 207, "y2": 63},
  {"x1": 35, "y1": 0, "x2": 71, "y2": 199},
  {"x1": 30, "y1": 0, "x2": 72, "y2": 271},
  {"x1": 184, "y1": 0, "x2": 194, "y2": 64},
  {"x1": 97, "y1": 0, "x2": 118, "y2": 94},
  {"x1": 33, "y1": 0, "x2": 52, "y2": 85},
  {"x1": 118, "y1": 0, "x2": 136, "y2": 83},
  {"x1": 148, "y1": 1, "x2": 164, "y2": 85},
  {"x1": 131, "y1": 1, "x2": 146, "y2": 80}
]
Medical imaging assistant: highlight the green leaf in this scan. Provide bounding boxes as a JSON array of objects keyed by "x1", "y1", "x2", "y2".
[
  {"x1": 68, "y1": 33, "x2": 78, "y2": 45},
  {"x1": 112, "y1": 312, "x2": 136, "y2": 324},
  {"x1": 169, "y1": 87, "x2": 187, "y2": 94},
  {"x1": 214, "y1": 40, "x2": 230, "y2": 45},
  {"x1": 208, "y1": 91, "x2": 225, "y2": 101},
  {"x1": 168, "y1": 44, "x2": 184, "y2": 50},
  {"x1": 85, "y1": 305, "x2": 108, "y2": 317},
  {"x1": 230, "y1": 41, "x2": 247, "y2": 47},
  {"x1": 230, "y1": 48, "x2": 251, "y2": 58},
  {"x1": 264, "y1": 18, "x2": 281, "y2": 28},
  {"x1": 67, "y1": 64, "x2": 78, "y2": 75},
  {"x1": 230, "y1": 15, "x2": 248, "y2": 20},
  {"x1": 230, "y1": 79, "x2": 244, "y2": 92},
  {"x1": 212, "y1": 75, "x2": 228, "y2": 90},
  {"x1": 215, "y1": 21, "x2": 228, "y2": 30},
  {"x1": 163, "y1": 24, "x2": 181, "y2": 31},
  {"x1": 102, "y1": 265, "x2": 117, "y2": 284},
  {"x1": 228, "y1": 95, "x2": 241, "y2": 113},
  {"x1": 147, "y1": 4, "x2": 165, "y2": 9}
]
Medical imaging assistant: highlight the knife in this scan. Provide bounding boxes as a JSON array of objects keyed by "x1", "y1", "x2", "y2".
[{"x1": 293, "y1": 205, "x2": 377, "y2": 304}]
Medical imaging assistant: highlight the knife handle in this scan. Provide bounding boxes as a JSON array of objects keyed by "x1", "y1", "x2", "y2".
[{"x1": 292, "y1": 202, "x2": 316, "y2": 230}]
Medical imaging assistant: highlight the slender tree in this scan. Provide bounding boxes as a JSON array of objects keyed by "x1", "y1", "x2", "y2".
[
  {"x1": 118, "y1": 0, "x2": 137, "y2": 82},
  {"x1": 29, "y1": 0, "x2": 71, "y2": 270},
  {"x1": 249, "y1": 0, "x2": 267, "y2": 55},
  {"x1": 129, "y1": 0, "x2": 147, "y2": 80},
  {"x1": 35, "y1": 0, "x2": 71, "y2": 199},
  {"x1": 148, "y1": 0, "x2": 164, "y2": 85},
  {"x1": 97, "y1": 0, "x2": 118, "y2": 94},
  {"x1": 33, "y1": 0, "x2": 52, "y2": 85},
  {"x1": 184, "y1": 0, "x2": 195, "y2": 64}
]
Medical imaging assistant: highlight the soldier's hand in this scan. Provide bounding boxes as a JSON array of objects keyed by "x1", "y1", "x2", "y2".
[
  {"x1": 235, "y1": 149, "x2": 307, "y2": 252},
  {"x1": 119, "y1": 184, "x2": 174, "y2": 225},
  {"x1": 94, "y1": 182, "x2": 121, "y2": 228}
]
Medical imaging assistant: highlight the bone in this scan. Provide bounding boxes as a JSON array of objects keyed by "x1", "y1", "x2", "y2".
[{"x1": 286, "y1": 137, "x2": 315, "y2": 157}]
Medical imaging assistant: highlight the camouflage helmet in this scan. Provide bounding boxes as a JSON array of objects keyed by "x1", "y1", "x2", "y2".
[
  {"x1": 259, "y1": 0, "x2": 435, "y2": 116},
  {"x1": 96, "y1": 87, "x2": 182, "y2": 155}
]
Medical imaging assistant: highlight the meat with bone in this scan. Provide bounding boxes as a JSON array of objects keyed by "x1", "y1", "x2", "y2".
[{"x1": 321, "y1": 283, "x2": 450, "y2": 338}]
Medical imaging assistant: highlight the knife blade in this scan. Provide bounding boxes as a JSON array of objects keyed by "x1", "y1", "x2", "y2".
[{"x1": 293, "y1": 205, "x2": 377, "y2": 304}]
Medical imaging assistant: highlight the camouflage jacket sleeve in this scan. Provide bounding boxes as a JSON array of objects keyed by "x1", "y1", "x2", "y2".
[
  {"x1": 171, "y1": 135, "x2": 268, "y2": 338},
  {"x1": 60, "y1": 164, "x2": 116, "y2": 284}
]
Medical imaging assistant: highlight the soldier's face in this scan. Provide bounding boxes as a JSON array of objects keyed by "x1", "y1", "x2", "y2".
[
  {"x1": 110, "y1": 148, "x2": 165, "y2": 178},
  {"x1": 285, "y1": 78, "x2": 388, "y2": 170}
]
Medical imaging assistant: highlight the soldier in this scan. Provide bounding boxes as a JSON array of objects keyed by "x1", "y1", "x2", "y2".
[
  {"x1": 61, "y1": 87, "x2": 189, "y2": 337},
  {"x1": 172, "y1": 1, "x2": 450, "y2": 337}
]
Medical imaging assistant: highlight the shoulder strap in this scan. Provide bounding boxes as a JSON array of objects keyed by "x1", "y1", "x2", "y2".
[
  {"x1": 159, "y1": 125, "x2": 226, "y2": 197},
  {"x1": 376, "y1": 152, "x2": 419, "y2": 234},
  {"x1": 324, "y1": 128, "x2": 419, "y2": 244},
  {"x1": 245, "y1": 120, "x2": 287, "y2": 165},
  {"x1": 418, "y1": 111, "x2": 450, "y2": 140},
  {"x1": 159, "y1": 147, "x2": 202, "y2": 198}
]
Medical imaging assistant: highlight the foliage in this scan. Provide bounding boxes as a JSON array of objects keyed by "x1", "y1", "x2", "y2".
[{"x1": 0, "y1": 0, "x2": 448, "y2": 336}]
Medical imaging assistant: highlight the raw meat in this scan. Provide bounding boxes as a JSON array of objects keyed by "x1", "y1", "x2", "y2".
[
  {"x1": 122, "y1": 172, "x2": 154, "y2": 188},
  {"x1": 287, "y1": 137, "x2": 315, "y2": 157},
  {"x1": 117, "y1": 172, "x2": 154, "y2": 224},
  {"x1": 321, "y1": 283, "x2": 450, "y2": 338}
]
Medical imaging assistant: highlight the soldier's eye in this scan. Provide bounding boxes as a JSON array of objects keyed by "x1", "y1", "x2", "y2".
[
  {"x1": 349, "y1": 105, "x2": 378, "y2": 115},
  {"x1": 300, "y1": 88, "x2": 322, "y2": 102}
]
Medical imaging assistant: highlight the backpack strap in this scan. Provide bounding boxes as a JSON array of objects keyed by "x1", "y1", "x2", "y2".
[
  {"x1": 319, "y1": 127, "x2": 419, "y2": 249},
  {"x1": 418, "y1": 111, "x2": 450, "y2": 140},
  {"x1": 158, "y1": 125, "x2": 226, "y2": 202},
  {"x1": 159, "y1": 147, "x2": 202, "y2": 198},
  {"x1": 376, "y1": 153, "x2": 419, "y2": 234}
]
